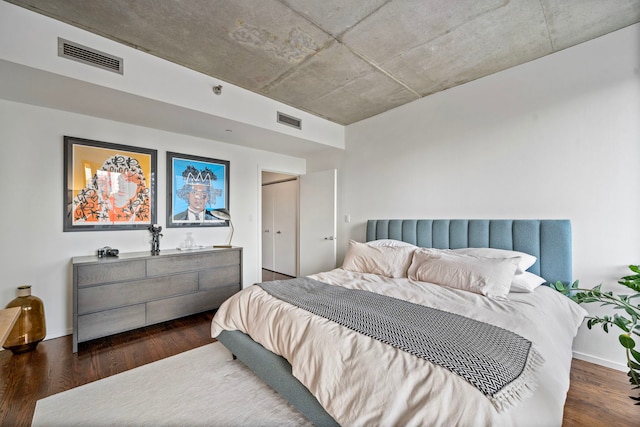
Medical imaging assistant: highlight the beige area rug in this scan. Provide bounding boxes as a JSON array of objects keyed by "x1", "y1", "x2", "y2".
[{"x1": 32, "y1": 342, "x2": 313, "y2": 427}]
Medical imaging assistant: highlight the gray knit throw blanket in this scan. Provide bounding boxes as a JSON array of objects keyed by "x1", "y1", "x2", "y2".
[{"x1": 258, "y1": 277, "x2": 544, "y2": 412}]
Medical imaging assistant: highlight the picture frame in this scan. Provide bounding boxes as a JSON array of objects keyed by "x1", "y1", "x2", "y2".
[
  {"x1": 63, "y1": 136, "x2": 157, "y2": 232},
  {"x1": 166, "y1": 152, "x2": 230, "y2": 228}
]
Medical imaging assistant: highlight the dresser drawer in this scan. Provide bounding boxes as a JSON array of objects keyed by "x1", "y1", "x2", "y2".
[
  {"x1": 146, "y1": 285, "x2": 239, "y2": 324},
  {"x1": 76, "y1": 260, "x2": 146, "y2": 287},
  {"x1": 146, "y1": 251, "x2": 240, "y2": 276},
  {"x1": 199, "y1": 265, "x2": 241, "y2": 290},
  {"x1": 77, "y1": 304, "x2": 146, "y2": 342},
  {"x1": 77, "y1": 273, "x2": 198, "y2": 314}
]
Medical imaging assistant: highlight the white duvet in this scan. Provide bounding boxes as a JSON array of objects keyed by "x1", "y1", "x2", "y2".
[{"x1": 211, "y1": 269, "x2": 587, "y2": 427}]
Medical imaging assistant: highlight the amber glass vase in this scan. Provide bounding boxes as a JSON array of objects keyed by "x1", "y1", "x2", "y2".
[{"x1": 3, "y1": 285, "x2": 46, "y2": 354}]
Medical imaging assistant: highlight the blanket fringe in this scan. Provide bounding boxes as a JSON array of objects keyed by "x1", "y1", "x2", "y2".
[{"x1": 490, "y1": 346, "x2": 546, "y2": 412}]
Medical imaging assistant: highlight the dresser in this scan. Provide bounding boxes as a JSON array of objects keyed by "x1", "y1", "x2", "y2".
[{"x1": 72, "y1": 247, "x2": 242, "y2": 352}]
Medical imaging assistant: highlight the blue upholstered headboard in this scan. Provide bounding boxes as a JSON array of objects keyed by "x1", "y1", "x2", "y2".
[{"x1": 366, "y1": 219, "x2": 571, "y2": 285}]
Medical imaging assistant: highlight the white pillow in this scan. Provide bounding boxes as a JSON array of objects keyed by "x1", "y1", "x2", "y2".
[
  {"x1": 366, "y1": 239, "x2": 417, "y2": 248},
  {"x1": 342, "y1": 240, "x2": 415, "y2": 278},
  {"x1": 408, "y1": 248, "x2": 519, "y2": 298},
  {"x1": 453, "y1": 247, "x2": 536, "y2": 275},
  {"x1": 510, "y1": 271, "x2": 546, "y2": 293}
]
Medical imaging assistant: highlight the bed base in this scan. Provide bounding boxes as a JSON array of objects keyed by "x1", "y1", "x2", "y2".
[{"x1": 217, "y1": 329, "x2": 339, "y2": 426}]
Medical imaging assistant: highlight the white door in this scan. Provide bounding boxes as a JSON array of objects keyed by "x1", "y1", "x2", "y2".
[
  {"x1": 261, "y1": 184, "x2": 275, "y2": 271},
  {"x1": 299, "y1": 169, "x2": 337, "y2": 276},
  {"x1": 273, "y1": 180, "x2": 298, "y2": 276}
]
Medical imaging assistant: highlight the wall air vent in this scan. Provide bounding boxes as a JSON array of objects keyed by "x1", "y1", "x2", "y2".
[
  {"x1": 58, "y1": 38, "x2": 123, "y2": 74},
  {"x1": 277, "y1": 112, "x2": 302, "y2": 130}
]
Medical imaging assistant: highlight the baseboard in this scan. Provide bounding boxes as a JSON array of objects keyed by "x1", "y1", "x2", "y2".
[
  {"x1": 39, "y1": 328, "x2": 73, "y2": 342},
  {"x1": 572, "y1": 350, "x2": 627, "y2": 372}
]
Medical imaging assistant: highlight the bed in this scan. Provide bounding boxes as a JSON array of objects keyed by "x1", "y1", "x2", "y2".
[{"x1": 211, "y1": 219, "x2": 587, "y2": 426}]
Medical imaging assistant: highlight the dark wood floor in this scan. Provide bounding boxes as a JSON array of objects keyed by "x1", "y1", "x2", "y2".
[
  {"x1": 1, "y1": 297, "x2": 638, "y2": 425},
  {"x1": 0, "y1": 311, "x2": 216, "y2": 427},
  {"x1": 563, "y1": 358, "x2": 639, "y2": 426},
  {"x1": 261, "y1": 269, "x2": 296, "y2": 281}
]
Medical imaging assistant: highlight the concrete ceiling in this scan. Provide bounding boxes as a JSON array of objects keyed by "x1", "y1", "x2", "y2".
[{"x1": 5, "y1": 0, "x2": 640, "y2": 126}]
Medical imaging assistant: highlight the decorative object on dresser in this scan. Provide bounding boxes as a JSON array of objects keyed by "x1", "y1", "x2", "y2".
[
  {"x1": 63, "y1": 136, "x2": 157, "y2": 231},
  {"x1": 166, "y1": 152, "x2": 230, "y2": 228},
  {"x1": 211, "y1": 208, "x2": 234, "y2": 248},
  {"x1": 178, "y1": 231, "x2": 199, "y2": 250},
  {"x1": 96, "y1": 246, "x2": 119, "y2": 257},
  {"x1": 148, "y1": 224, "x2": 163, "y2": 254},
  {"x1": 3, "y1": 285, "x2": 46, "y2": 354},
  {"x1": 73, "y1": 247, "x2": 242, "y2": 352}
]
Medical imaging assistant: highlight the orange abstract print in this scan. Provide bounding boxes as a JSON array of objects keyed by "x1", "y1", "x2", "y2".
[{"x1": 72, "y1": 153, "x2": 151, "y2": 224}]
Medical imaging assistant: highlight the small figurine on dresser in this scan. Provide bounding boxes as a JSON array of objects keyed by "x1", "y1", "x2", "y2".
[{"x1": 149, "y1": 224, "x2": 163, "y2": 255}]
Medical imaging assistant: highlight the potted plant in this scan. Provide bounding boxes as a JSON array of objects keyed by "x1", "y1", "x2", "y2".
[{"x1": 552, "y1": 265, "x2": 640, "y2": 404}]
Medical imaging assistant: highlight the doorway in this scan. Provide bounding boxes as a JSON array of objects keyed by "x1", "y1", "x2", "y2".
[
  {"x1": 261, "y1": 172, "x2": 298, "y2": 277},
  {"x1": 260, "y1": 168, "x2": 338, "y2": 280}
]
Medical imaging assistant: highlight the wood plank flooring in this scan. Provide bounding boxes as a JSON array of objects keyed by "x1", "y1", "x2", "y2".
[
  {"x1": 563, "y1": 358, "x2": 639, "y2": 426},
  {"x1": 261, "y1": 269, "x2": 296, "y2": 281},
  {"x1": 0, "y1": 311, "x2": 215, "y2": 426},
  {"x1": 1, "y1": 308, "x2": 638, "y2": 425}
]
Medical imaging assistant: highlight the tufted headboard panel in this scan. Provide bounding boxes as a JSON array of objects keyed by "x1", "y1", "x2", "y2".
[{"x1": 366, "y1": 219, "x2": 571, "y2": 285}]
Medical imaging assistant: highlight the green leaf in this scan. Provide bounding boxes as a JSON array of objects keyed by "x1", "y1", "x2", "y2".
[
  {"x1": 620, "y1": 334, "x2": 636, "y2": 349},
  {"x1": 553, "y1": 281, "x2": 565, "y2": 291},
  {"x1": 614, "y1": 315, "x2": 631, "y2": 332},
  {"x1": 631, "y1": 348, "x2": 640, "y2": 364}
]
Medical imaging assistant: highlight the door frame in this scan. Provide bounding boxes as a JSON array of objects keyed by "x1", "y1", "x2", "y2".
[{"x1": 258, "y1": 167, "x2": 300, "y2": 280}]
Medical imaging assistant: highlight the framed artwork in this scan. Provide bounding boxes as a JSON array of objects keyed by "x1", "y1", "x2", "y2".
[
  {"x1": 166, "y1": 152, "x2": 230, "y2": 228},
  {"x1": 63, "y1": 136, "x2": 157, "y2": 231}
]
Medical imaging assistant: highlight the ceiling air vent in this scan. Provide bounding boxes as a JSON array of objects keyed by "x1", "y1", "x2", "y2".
[
  {"x1": 277, "y1": 112, "x2": 302, "y2": 130},
  {"x1": 58, "y1": 38, "x2": 123, "y2": 74}
]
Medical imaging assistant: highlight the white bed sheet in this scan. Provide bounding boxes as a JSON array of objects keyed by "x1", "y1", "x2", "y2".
[{"x1": 211, "y1": 269, "x2": 587, "y2": 427}]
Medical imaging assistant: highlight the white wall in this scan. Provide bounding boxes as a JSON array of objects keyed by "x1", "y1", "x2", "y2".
[
  {"x1": 309, "y1": 24, "x2": 640, "y2": 370},
  {"x1": 0, "y1": 100, "x2": 306, "y2": 339}
]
